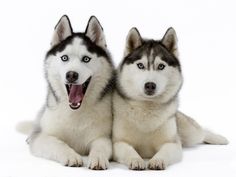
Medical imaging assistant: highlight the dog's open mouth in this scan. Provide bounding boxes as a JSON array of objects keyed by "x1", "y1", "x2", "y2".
[{"x1": 65, "y1": 77, "x2": 91, "y2": 110}]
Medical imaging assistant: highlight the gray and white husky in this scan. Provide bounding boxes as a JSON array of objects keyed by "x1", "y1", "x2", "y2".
[
  {"x1": 20, "y1": 15, "x2": 114, "y2": 170},
  {"x1": 112, "y1": 27, "x2": 228, "y2": 170}
]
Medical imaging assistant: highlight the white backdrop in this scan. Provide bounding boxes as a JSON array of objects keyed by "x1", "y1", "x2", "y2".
[{"x1": 0, "y1": 0, "x2": 235, "y2": 176}]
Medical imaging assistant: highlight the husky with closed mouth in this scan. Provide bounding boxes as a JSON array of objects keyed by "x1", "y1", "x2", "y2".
[
  {"x1": 24, "y1": 15, "x2": 114, "y2": 170},
  {"x1": 112, "y1": 27, "x2": 228, "y2": 170}
]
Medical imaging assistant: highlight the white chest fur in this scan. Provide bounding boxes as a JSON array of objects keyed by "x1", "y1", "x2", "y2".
[
  {"x1": 112, "y1": 93, "x2": 179, "y2": 158},
  {"x1": 40, "y1": 97, "x2": 112, "y2": 155}
]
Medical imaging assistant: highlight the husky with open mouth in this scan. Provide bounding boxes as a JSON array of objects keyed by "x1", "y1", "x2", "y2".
[
  {"x1": 24, "y1": 15, "x2": 114, "y2": 170},
  {"x1": 112, "y1": 27, "x2": 228, "y2": 170}
]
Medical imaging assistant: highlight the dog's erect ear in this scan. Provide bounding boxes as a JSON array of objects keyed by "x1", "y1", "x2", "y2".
[
  {"x1": 124, "y1": 27, "x2": 143, "y2": 57},
  {"x1": 85, "y1": 16, "x2": 106, "y2": 49},
  {"x1": 51, "y1": 15, "x2": 73, "y2": 47},
  {"x1": 161, "y1": 27, "x2": 179, "y2": 58}
]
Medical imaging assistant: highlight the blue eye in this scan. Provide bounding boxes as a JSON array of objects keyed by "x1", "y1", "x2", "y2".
[
  {"x1": 137, "y1": 63, "x2": 145, "y2": 70},
  {"x1": 158, "y1": 63, "x2": 165, "y2": 70},
  {"x1": 61, "y1": 55, "x2": 69, "y2": 62},
  {"x1": 82, "y1": 56, "x2": 91, "y2": 63}
]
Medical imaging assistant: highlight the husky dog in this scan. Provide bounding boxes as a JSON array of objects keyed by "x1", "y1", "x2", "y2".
[
  {"x1": 112, "y1": 27, "x2": 228, "y2": 170},
  {"x1": 24, "y1": 15, "x2": 114, "y2": 170}
]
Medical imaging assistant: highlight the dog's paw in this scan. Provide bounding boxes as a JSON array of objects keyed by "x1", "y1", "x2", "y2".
[
  {"x1": 88, "y1": 155, "x2": 109, "y2": 170},
  {"x1": 59, "y1": 151, "x2": 83, "y2": 167},
  {"x1": 148, "y1": 158, "x2": 166, "y2": 170},
  {"x1": 128, "y1": 158, "x2": 146, "y2": 170}
]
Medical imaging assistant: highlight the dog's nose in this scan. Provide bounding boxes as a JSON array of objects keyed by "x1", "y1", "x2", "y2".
[
  {"x1": 66, "y1": 71, "x2": 79, "y2": 83},
  {"x1": 144, "y1": 82, "x2": 156, "y2": 95}
]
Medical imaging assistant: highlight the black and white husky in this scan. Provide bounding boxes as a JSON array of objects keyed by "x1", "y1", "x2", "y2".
[
  {"x1": 21, "y1": 15, "x2": 114, "y2": 170},
  {"x1": 112, "y1": 27, "x2": 228, "y2": 170}
]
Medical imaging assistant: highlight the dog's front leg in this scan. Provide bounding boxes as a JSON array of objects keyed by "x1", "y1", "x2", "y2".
[
  {"x1": 148, "y1": 142, "x2": 182, "y2": 170},
  {"x1": 87, "y1": 137, "x2": 112, "y2": 170},
  {"x1": 113, "y1": 141, "x2": 145, "y2": 170},
  {"x1": 29, "y1": 133, "x2": 83, "y2": 167}
]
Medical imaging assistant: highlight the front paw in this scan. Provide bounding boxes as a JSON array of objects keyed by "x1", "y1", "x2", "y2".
[
  {"x1": 148, "y1": 158, "x2": 166, "y2": 170},
  {"x1": 88, "y1": 155, "x2": 109, "y2": 170},
  {"x1": 128, "y1": 158, "x2": 146, "y2": 170},
  {"x1": 60, "y1": 151, "x2": 83, "y2": 167}
]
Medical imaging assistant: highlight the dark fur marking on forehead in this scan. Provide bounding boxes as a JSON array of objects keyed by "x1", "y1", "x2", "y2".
[
  {"x1": 121, "y1": 40, "x2": 181, "y2": 71},
  {"x1": 46, "y1": 33, "x2": 112, "y2": 64},
  {"x1": 153, "y1": 43, "x2": 181, "y2": 70},
  {"x1": 121, "y1": 41, "x2": 153, "y2": 66}
]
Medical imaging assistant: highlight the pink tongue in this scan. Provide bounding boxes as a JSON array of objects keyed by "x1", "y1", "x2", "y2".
[{"x1": 69, "y1": 85, "x2": 83, "y2": 104}]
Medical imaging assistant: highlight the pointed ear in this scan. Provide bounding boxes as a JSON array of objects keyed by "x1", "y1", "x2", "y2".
[
  {"x1": 161, "y1": 27, "x2": 179, "y2": 57},
  {"x1": 85, "y1": 16, "x2": 106, "y2": 49},
  {"x1": 124, "y1": 27, "x2": 143, "y2": 57},
  {"x1": 51, "y1": 15, "x2": 73, "y2": 47}
]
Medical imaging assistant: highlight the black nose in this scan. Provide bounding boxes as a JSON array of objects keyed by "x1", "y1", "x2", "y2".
[
  {"x1": 144, "y1": 82, "x2": 156, "y2": 95},
  {"x1": 66, "y1": 71, "x2": 79, "y2": 83}
]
